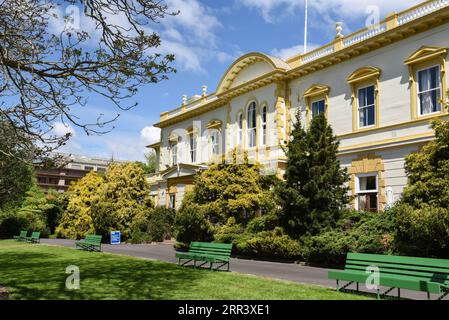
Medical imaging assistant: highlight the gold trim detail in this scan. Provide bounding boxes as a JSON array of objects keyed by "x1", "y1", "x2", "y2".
[
  {"x1": 404, "y1": 46, "x2": 448, "y2": 120},
  {"x1": 347, "y1": 66, "x2": 382, "y2": 132}
]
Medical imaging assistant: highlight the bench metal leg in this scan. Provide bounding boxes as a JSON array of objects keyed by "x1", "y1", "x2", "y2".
[
  {"x1": 181, "y1": 259, "x2": 193, "y2": 266},
  {"x1": 398, "y1": 288, "x2": 401, "y2": 298},
  {"x1": 336, "y1": 280, "x2": 339, "y2": 292},
  {"x1": 427, "y1": 292, "x2": 431, "y2": 300},
  {"x1": 214, "y1": 262, "x2": 229, "y2": 271},
  {"x1": 382, "y1": 287, "x2": 395, "y2": 297},
  {"x1": 438, "y1": 290, "x2": 449, "y2": 300},
  {"x1": 356, "y1": 282, "x2": 359, "y2": 292},
  {"x1": 377, "y1": 289, "x2": 380, "y2": 300}
]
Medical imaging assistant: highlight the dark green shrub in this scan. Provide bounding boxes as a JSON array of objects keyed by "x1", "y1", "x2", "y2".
[
  {"x1": 245, "y1": 214, "x2": 278, "y2": 233},
  {"x1": 235, "y1": 227, "x2": 301, "y2": 260},
  {"x1": 392, "y1": 203, "x2": 449, "y2": 258},
  {"x1": 0, "y1": 207, "x2": 28, "y2": 239},
  {"x1": 175, "y1": 203, "x2": 214, "y2": 245},
  {"x1": 213, "y1": 217, "x2": 244, "y2": 244},
  {"x1": 147, "y1": 206, "x2": 176, "y2": 242},
  {"x1": 301, "y1": 211, "x2": 396, "y2": 266}
]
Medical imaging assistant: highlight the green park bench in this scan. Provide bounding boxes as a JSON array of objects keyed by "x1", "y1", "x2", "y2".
[
  {"x1": 328, "y1": 252, "x2": 449, "y2": 300},
  {"x1": 75, "y1": 234, "x2": 102, "y2": 252},
  {"x1": 25, "y1": 231, "x2": 41, "y2": 243},
  {"x1": 176, "y1": 242, "x2": 233, "y2": 271},
  {"x1": 13, "y1": 230, "x2": 28, "y2": 241}
]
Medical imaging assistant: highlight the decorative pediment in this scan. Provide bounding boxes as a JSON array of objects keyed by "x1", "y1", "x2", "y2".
[
  {"x1": 186, "y1": 126, "x2": 199, "y2": 135},
  {"x1": 404, "y1": 46, "x2": 448, "y2": 65},
  {"x1": 216, "y1": 52, "x2": 291, "y2": 95},
  {"x1": 303, "y1": 84, "x2": 330, "y2": 99},
  {"x1": 206, "y1": 119, "x2": 222, "y2": 130},
  {"x1": 347, "y1": 66, "x2": 382, "y2": 84},
  {"x1": 160, "y1": 163, "x2": 207, "y2": 179},
  {"x1": 168, "y1": 132, "x2": 179, "y2": 142}
]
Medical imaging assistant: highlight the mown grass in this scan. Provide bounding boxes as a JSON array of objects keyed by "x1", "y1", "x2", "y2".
[{"x1": 0, "y1": 240, "x2": 371, "y2": 300}]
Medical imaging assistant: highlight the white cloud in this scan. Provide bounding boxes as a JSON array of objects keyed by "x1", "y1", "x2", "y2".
[
  {"x1": 237, "y1": 0, "x2": 422, "y2": 24},
  {"x1": 53, "y1": 122, "x2": 76, "y2": 137},
  {"x1": 271, "y1": 43, "x2": 320, "y2": 60},
  {"x1": 164, "y1": 0, "x2": 222, "y2": 46},
  {"x1": 140, "y1": 126, "x2": 161, "y2": 145}
]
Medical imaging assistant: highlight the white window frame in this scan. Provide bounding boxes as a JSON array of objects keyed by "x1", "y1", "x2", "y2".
[
  {"x1": 260, "y1": 105, "x2": 267, "y2": 146},
  {"x1": 247, "y1": 102, "x2": 257, "y2": 148},
  {"x1": 311, "y1": 98, "x2": 325, "y2": 119},
  {"x1": 170, "y1": 142, "x2": 177, "y2": 166},
  {"x1": 210, "y1": 130, "x2": 220, "y2": 156},
  {"x1": 237, "y1": 112, "x2": 243, "y2": 146},
  {"x1": 357, "y1": 84, "x2": 376, "y2": 129},
  {"x1": 355, "y1": 173, "x2": 379, "y2": 212},
  {"x1": 189, "y1": 134, "x2": 197, "y2": 163},
  {"x1": 169, "y1": 194, "x2": 176, "y2": 209},
  {"x1": 416, "y1": 64, "x2": 442, "y2": 117}
]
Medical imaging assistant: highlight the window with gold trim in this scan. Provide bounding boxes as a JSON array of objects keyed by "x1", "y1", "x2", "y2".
[
  {"x1": 347, "y1": 66, "x2": 381, "y2": 132},
  {"x1": 303, "y1": 84, "x2": 330, "y2": 124},
  {"x1": 404, "y1": 46, "x2": 448, "y2": 120}
]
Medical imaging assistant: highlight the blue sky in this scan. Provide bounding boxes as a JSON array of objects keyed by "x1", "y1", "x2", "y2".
[{"x1": 55, "y1": 0, "x2": 421, "y2": 161}]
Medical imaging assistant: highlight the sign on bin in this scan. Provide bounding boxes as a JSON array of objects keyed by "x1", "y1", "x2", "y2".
[{"x1": 110, "y1": 231, "x2": 121, "y2": 245}]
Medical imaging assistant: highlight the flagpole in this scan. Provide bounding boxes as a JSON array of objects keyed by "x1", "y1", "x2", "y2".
[{"x1": 304, "y1": 0, "x2": 308, "y2": 54}]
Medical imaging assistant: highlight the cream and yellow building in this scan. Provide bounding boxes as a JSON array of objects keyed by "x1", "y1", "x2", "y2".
[{"x1": 148, "y1": 0, "x2": 449, "y2": 212}]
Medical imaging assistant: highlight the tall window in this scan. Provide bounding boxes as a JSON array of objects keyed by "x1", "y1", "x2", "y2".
[
  {"x1": 311, "y1": 99, "x2": 325, "y2": 118},
  {"x1": 189, "y1": 135, "x2": 197, "y2": 163},
  {"x1": 170, "y1": 142, "x2": 177, "y2": 166},
  {"x1": 261, "y1": 105, "x2": 267, "y2": 146},
  {"x1": 356, "y1": 175, "x2": 378, "y2": 212},
  {"x1": 169, "y1": 194, "x2": 176, "y2": 209},
  {"x1": 358, "y1": 85, "x2": 376, "y2": 128},
  {"x1": 237, "y1": 112, "x2": 243, "y2": 145},
  {"x1": 417, "y1": 65, "x2": 441, "y2": 116},
  {"x1": 210, "y1": 130, "x2": 220, "y2": 155},
  {"x1": 247, "y1": 102, "x2": 256, "y2": 148}
]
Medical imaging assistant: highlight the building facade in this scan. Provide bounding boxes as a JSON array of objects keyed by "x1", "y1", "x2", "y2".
[
  {"x1": 148, "y1": 0, "x2": 449, "y2": 211},
  {"x1": 36, "y1": 154, "x2": 113, "y2": 193}
]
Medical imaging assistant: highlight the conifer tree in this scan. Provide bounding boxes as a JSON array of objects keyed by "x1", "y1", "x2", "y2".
[{"x1": 278, "y1": 112, "x2": 350, "y2": 238}]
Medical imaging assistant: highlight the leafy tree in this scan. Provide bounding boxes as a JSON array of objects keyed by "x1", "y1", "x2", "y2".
[
  {"x1": 96, "y1": 162, "x2": 153, "y2": 240},
  {"x1": 136, "y1": 151, "x2": 157, "y2": 174},
  {"x1": 0, "y1": 0, "x2": 176, "y2": 159},
  {"x1": 277, "y1": 112, "x2": 350, "y2": 238},
  {"x1": 184, "y1": 151, "x2": 278, "y2": 225},
  {"x1": 0, "y1": 120, "x2": 35, "y2": 207},
  {"x1": 56, "y1": 171, "x2": 104, "y2": 239},
  {"x1": 16, "y1": 186, "x2": 53, "y2": 236},
  {"x1": 56, "y1": 162, "x2": 153, "y2": 240},
  {"x1": 393, "y1": 119, "x2": 449, "y2": 257}
]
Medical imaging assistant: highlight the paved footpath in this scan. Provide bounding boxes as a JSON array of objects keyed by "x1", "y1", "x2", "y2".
[{"x1": 41, "y1": 238, "x2": 432, "y2": 300}]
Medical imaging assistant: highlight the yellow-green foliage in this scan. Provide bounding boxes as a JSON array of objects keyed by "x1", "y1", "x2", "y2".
[
  {"x1": 56, "y1": 163, "x2": 153, "y2": 240},
  {"x1": 99, "y1": 162, "x2": 153, "y2": 239},
  {"x1": 188, "y1": 155, "x2": 275, "y2": 224},
  {"x1": 56, "y1": 171, "x2": 103, "y2": 239}
]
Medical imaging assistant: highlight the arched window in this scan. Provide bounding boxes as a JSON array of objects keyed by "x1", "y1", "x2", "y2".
[
  {"x1": 247, "y1": 102, "x2": 256, "y2": 148},
  {"x1": 237, "y1": 112, "x2": 243, "y2": 145},
  {"x1": 261, "y1": 105, "x2": 267, "y2": 146}
]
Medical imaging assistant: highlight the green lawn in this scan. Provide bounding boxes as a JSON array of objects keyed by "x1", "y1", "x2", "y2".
[{"x1": 0, "y1": 240, "x2": 370, "y2": 300}]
